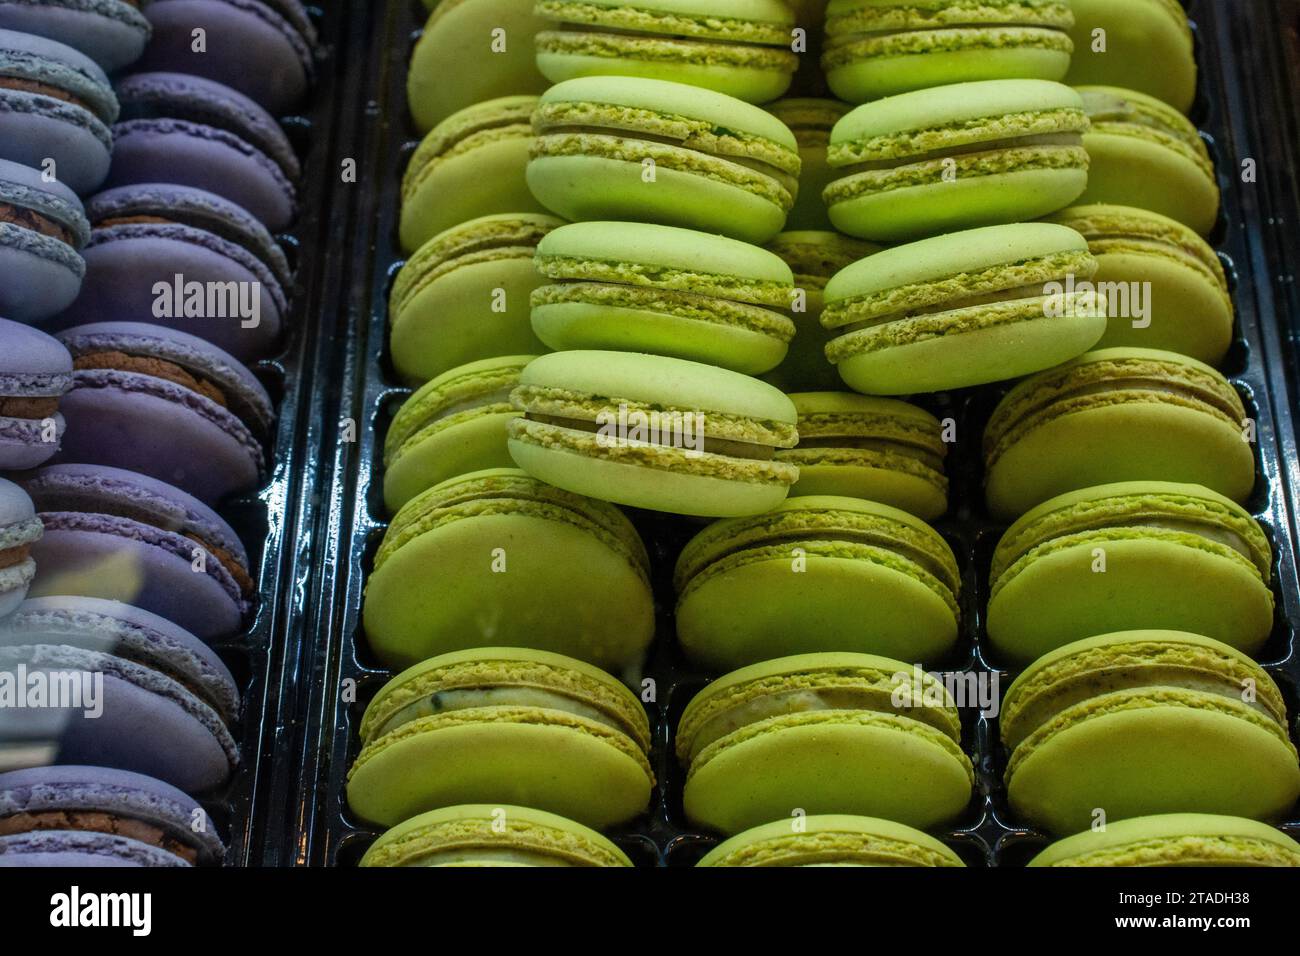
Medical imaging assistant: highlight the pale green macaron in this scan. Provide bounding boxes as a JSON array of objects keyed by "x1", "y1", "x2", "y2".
[
  {"x1": 986, "y1": 482, "x2": 1275, "y2": 663},
  {"x1": 1065, "y1": 0, "x2": 1197, "y2": 113},
  {"x1": 407, "y1": 0, "x2": 549, "y2": 132},
  {"x1": 389, "y1": 214, "x2": 561, "y2": 385},
  {"x1": 363, "y1": 468, "x2": 655, "y2": 671},
  {"x1": 1001, "y1": 630, "x2": 1300, "y2": 835},
  {"x1": 761, "y1": 230, "x2": 879, "y2": 393},
  {"x1": 399, "y1": 96, "x2": 546, "y2": 253},
  {"x1": 777, "y1": 392, "x2": 948, "y2": 519},
  {"x1": 983, "y1": 348, "x2": 1254, "y2": 520},
  {"x1": 674, "y1": 495, "x2": 960, "y2": 670},
  {"x1": 698, "y1": 814, "x2": 964, "y2": 866},
  {"x1": 1029, "y1": 814, "x2": 1300, "y2": 867},
  {"x1": 383, "y1": 356, "x2": 535, "y2": 513},
  {"x1": 677, "y1": 652, "x2": 974, "y2": 835},
  {"x1": 1049, "y1": 205, "x2": 1234, "y2": 365},
  {"x1": 348, "y1": 647, "x2": 654, "y2": 829},
  {"x1": 530, "y1": 220, "x2": 796, "y2": 375},
  {"x1": 1076, "y1": 86, "x2": 1220, "y2": 236},
  {"x1": 360, "y1": 804, "x2": 634, "y2": 867},
  {"x1": 766, "y1": 98, "x2": 852, "y2": 231}
]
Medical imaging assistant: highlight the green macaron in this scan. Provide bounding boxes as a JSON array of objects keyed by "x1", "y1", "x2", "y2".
[
  {"x1": 824, "y1": 79, "x2": 1089, "y2": 242},
  {"x1": 983, "y1": 348, "x2": 1254, "y2": 520},
  {"x1": 1076, "y1": 86, "x2": 1220, "y2": 236},
  {"x1": 527, "y1": 76, "x2": 801, "y2": 244},
  {"x1": 1001, "y1": 630, "x2": 1300, "y2": 835},
  {"x1": 822, "y1": 0, "x2": 1074, "y2": 102},
  {"x1": 534, "y1": 0, "x2": 798, "y2": 103},
  {"x1": 407, "y1": 0, "x2": 549, "y2": 132},
  {"x1": 1049, "y1": 205, "x2": 1234, "y2": 365},
  {"x1": 400, "y1": 96, "x2": 547, "y2": 254},
  {"x1": 363, "y1": 468, "x2": 655, "y2": 671},
  {"x1": 677, "y1": 652, "x2": 974, "y2": 834},
  {"x1": 777, "y1": 393, "x2": 948, "y2": 519},
  {"x1": 383, "y1": 356, "x2": 535, "y2": 513},
  {"x1": 986, "y1": 481, "x2": 1275, "y2": 663},
  {"x1": 389, "y1": 214, "x2": 562, "y2": 385},
  {"x1": 674, "y1": 496, "x2": 960, "y2": 670},
  {"x1": 821, "y1": 222, "x2": 1105, "y2": 395},
  {"x1": 347, "y1": 647, "x2": 654, "y2": 829},
  {"x1": 760, "y1": 231, "x2": 880, "y2": 392},
  {"x1": 360, "y1": 804, "x2": 634, "y2": 867},
  {"x1": 767, "y1": 98, "x2": 852, "y2": 231},
  {"x1": 508, "y1": 350, "x2": 800, "y2": 517},
  {"x1": 530, "y1": 221, "x2": 796, "y2": 375},
  {"x1": 698, "y1": 814, "x2": 965, "y2": 866},
  {"x1": 1065, "y1": 0, "x2": 1197, "y2": 114},
  {"x1": 1029, "y1": 814, "x2": 1300, "y2": 868}
]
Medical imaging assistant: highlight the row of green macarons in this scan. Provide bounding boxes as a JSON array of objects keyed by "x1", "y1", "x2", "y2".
[
  {"x1": 400, "y1": 76, "x2": 1219, "y2": 253},
  {"x1": 406, "y1": 0, "x2": 1200, "y2": 131},
  {"x1": 346, "y1": 638, "x2": 1300, "y2": 865}
]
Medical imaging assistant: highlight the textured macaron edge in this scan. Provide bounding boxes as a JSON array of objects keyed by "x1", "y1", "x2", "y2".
[
  {"x1": 698, "y1": 813, "x2": 964, "y2": 866},
  {"x1": 1028, "y1": 813, "x2": 1300, "y2": 867},
  {"x1": 402, "y1": 96, "x2": 538, "y2": 203}
]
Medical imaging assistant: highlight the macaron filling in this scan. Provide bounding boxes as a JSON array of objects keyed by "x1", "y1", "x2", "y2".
[
  {"x1": 0, "y1": 202, "x2": 77, "y2": 246},
  {"x1": 1079, "y1": 89, "x2": 1213, "y2": 178},
  {"x1": 0, "y1": 810, "x2": 201, "y2": 864},
  {"x1": 369, "y1": 686, "x2": 635, "y2": 741},
  {"x1": 407, "y1": 847, "x2": 578, "y2": 866}
]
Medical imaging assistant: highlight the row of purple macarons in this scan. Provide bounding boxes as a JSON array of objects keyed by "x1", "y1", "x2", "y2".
[{"x1": 0, "y1": 0, "x2": 318, "y2": 868}]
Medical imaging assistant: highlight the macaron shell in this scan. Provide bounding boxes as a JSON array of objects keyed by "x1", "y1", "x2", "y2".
[
  {"x1": 1008, "y1": 706, "x2": 1300, "y2": 835},
  {"x1": 0, "y1": 830, "x2": 189, "y2": 866},
  {"x1": 1028, "y1": 813, "x2": 1300, "y2": 867},
  {"x1": 0, "y1": 225, "x2": 85, "y2": 322},
  {"x1": 383, "y1": 411, "x2": 519, "y2": 513},
  {"x1": 536, "y1": 46, "x2": 793, "y2": 105},
  {"x1": 1079, "y1": 129, "x2": 1219, "y2": 236},
  {"x1": 683, "y1": 716, "x2": 973, "y2": 835},
  {"x1": 0, "y1": 1, "x2": 152, "y2": 73},
  {"x1": 697, "y1": 813, "x2": 965, "y2": 866},
  {"x1": 1064, "y1": 0, "x2": 1196, "y2": 113},
  {"x1": 346, "y1": 720, "x2": 652, "y2": 830},
  {"x1": 784, "y1": 461, "x2": 946, "y2": 521},
  {"x1": 0, "y1": 98, "x2": 111, "y2": 198},
  {"x1": 986, "y1": 537, "x2": 1274, "y2": 664}
]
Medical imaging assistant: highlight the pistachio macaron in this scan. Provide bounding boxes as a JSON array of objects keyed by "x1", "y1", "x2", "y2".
[
  {"x1": 1001, "y1": 631, "x2": 1300, "y2": 835},
  {"x1": 1049, "y1": 205, "x2": 1234, "y2": 365},
  {"x1": 347, "y1": 647, "x2": 654, "y2": 829},
  {"x1": 530, "y1": 221, "x2": 796, "y2": 374},
  {"x1": 1065, "y1": 0, "x2": 1197, "y2": 113},
  {"x1": 360, "y1": 804, "x2": 633, "y2": 867},
  {"x1": 821, "y1": 223, "x2": 1105, "y2": 395},
  {"x1": 363, "y1": 469, "x2": 654, "y2": 671},
  {"x1": 823, "y1": 79, "x2": 1089, "y2": 242},
  {"x1": 383, "y1": 356, "x2": 535, "y2": 513},
  {"x1": 677, "y1": 652, "x2": 974, "y2": 834},
  {"x1": 527, "y1": 76, "x2": 801, "y2": 244},
  {"x1": 674, "y1": 496, "x2": 960, "y2": 670},
  {"x1": 389, "y1": 213, "x2": 561, "y2": 385},
  {"x1": 508, "y1": 350, "x2": 800, "y2": 517},
  {"x1": 983, "y1": 349, "x2": 1254, "y2": 519},
  {"x1": 986, "y1": 482, "x2": 1275, "y2": 663},
  {"x1": 1029, "y1": 814, "x2": 1300, "y2": 867},
  {"x1": 1076, "y1": 86, "x2": 1219, "y2": 235},
  {"x1": 698, "y1": 814, "x2": 965, "y2": 866},
  {"x1": 400, "y1": 96, "x2": 546, "y2": 253}
]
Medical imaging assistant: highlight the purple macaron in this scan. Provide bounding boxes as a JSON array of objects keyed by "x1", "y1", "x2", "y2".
[
  {"x1": 52, "y1": 322, "x2": 272, "y2": 501},
  {"x1": 0, "y1": 29, "x2": 119, "y2": 195},
  {"x1": 0, "y1": 0, "x2": 154, "y2": 74},
  {"x1": 0, "y1": 477, "x2": 40, "y2": 617},
  {"x1": 0, "y1": 595, "x2": 240, "y2": 793},
  {"x1": 52, "y1": 185, "x2": 290, "y2": 358},
  {"x1": 106, "y1": 72, "x2": 299, "y2": 231},
  {"x1": 0, "y1": 829, "x2": 189, "y2": 865},
  {"x1": 0, "y1": 764, "x2": 226, "y2": 865},
  {"x1": 0, "y1": 158, "x2": 90, "y2": 322},
  {"x1": 0, "y1": 319, "x2": 73, "y2": 470},
  {"x1": 19, "y1": 464, "x2": 253, "y2": 638},
  {"x1": 134, "y1": 0, "x2": 315, "y2": 115}
]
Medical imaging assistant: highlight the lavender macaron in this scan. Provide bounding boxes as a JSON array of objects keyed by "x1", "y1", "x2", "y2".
[
  {"x1": 0, "y1": 477, "x2": 40, "y2": 617},
  {"x1": 20, "y1": 464, "x2": 252, "y2": 639},
  {"x1": 0, "y1": 596, "x2": 240, "y2": 793},
  {"x1": 135, "y1": 0, "x2": 315, "y2": 114},
  {"x1": 0, "y1": 29, "x2": 119, "y2": 195},
  {"x1": 0, "y1": 158, "x2": 90, "y2": 322},
  {"x1": 54, "y1": 185, "x2": 290, "y2": 358},
  {"x1": 0, "y1": 829, "x2": 188, "y2": 866},
  {"x1": 52, "y1": 322, "x2": 272, "y2": 502},
  {"x1": 0, "y1": 764, "x2": 226, "y2": 865},
  {"x1": 0, "y1": 0, "x2": 153, "y2": 73},
  {"x1": 0, "y1": 319, "x2": 72, "y2": 470},
  {"x1": 106, "y1": 72, "x2": 299, "y2": 230}
]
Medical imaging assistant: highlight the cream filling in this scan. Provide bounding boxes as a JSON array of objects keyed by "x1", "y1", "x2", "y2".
[
  {"x1": 839, "y1": 284, "x2": 1061, "y2": 334},
  {"x1": 372, "y1": 687, "x2": 627, "y2": 740},
  {"x1": 1139, "y1": 520, "x2": 1254, "y2": 560},
  {"x1": 786, "y1": 435, "x2": 944, "y2": 471},
  {"x1": 837, "y1": 132, "x2": 1083, "y2": 174},
  {"x1": 409, "y1": 848, "x2": 575, "y2": 867},
  {"x1": 524, "y1": 411, "x2": 777, "y2": 460}
]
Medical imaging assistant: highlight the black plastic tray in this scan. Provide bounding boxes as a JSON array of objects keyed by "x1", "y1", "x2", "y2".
[{"x1": 283, "y1": 0, "x2": 1300, "y2": 867}]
